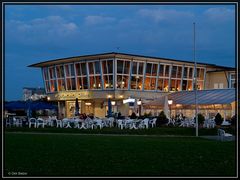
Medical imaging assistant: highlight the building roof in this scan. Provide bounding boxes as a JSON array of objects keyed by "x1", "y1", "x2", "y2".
[
  {"x1": 144, "y1": 89, "x2": 236, "y2": 106},
  {"x1": 28, "y1": 52, "x2": 235, "y2": 70}
]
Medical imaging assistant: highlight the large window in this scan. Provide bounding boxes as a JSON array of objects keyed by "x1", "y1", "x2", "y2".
[
  {"x1": 75, "y1": 62, "x2": 88, "y2": 90},
  {"x1": 182, "y1": 66, "x2": 193, "y2": 91},
  {"x1": 157, "y1": 64, "x2": 170, "y2": 91},
  {"x1": 144, "y1": 62, "x2": 158, "y2": 90},
  {"x1": 196, "y1": 68, "x2": 205, "y2": 90},
  {"x1": 170, "y1": 65, "x2": 182, "y2": 91},
  {"x1": 116, "y1": 60, "x2": 130, "y2": 89},
  {"x1": 102, "y1": 60, "x2": 113, "y2": 89},
  {"x1": 130, "y1": 61, "x2": 144, "y2": 90},
  {"x1": 88, "y1": 61, "x2": 102, "y2": 89},
  {"x1": 56, "y1": 65, "x2": 66, "y2": 91},
  {"x1": 229, "y1": 73, "x2": 236, "y2": 88},
  {"x1": 48, "y1": 66, "x2": 57, "y2": 92},
  {"x1": 65, "y1": 64, "x2": 76, "y2": 90},
  {"x1": 43, "y1": 67, "x2": 50, "y2": 92}
]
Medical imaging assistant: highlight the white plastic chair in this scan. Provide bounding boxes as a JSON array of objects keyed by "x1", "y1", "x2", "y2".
[
  {"x1": 29, "y1": 118, "x2": 37, "y2": 128},
  {"x1": 150, "y1": 118, "x2": 157, "y2": 128},
  {"x1": 218, "y1": 129, "x2": 233, "y2": 141},
  {"x1": 37, "y1": 118, "x2": 46, "y2": 128},
  {"x1": 117, "y1": 120, "x2": 124, "y2": 129}
]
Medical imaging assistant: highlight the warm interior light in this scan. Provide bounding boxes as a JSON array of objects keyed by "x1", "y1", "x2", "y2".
[
  {"x1": 85, "y1": 102, "x2": 91, "y2": 106},
  {"x1": 111, "y1": 101, "x2": 116, "y2": 106},
  {"x1": 168, "y1": 100, "x2": 173, "y2": 105},
  {"x1": 108, "y1": 95, "x2": 112, "y2": 98},
  {"x1": 47, "y1": 97, "x2": 50, "y2": 101},
  {"x1": 137, "y1": 100, "x2": 142, "y2": 105},
  {"x1": 119, "y1": 95, "x2": 123, "y2": 98}
]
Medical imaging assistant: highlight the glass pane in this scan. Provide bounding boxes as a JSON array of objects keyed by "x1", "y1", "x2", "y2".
[
  {"x1": 45, "y1": 81, "x2": 50, "y2": 92},
  {"x1": 58, "y1": 79, "x2": 65, "y2": 91},
  {"x1": 157, "y1": 79, "x2": 163, "y2": 91},
  {"x1": 170, "y1": 79, "x2": 176, "y2": 91},
  {"x1": 189, "y1": 67, "x2": 193, "y2": 78},
  {"x1": 137, "y1": 76, "x2": 143, "y2": 90},
  {"x1": 150, "y1": 78, "x2": 156, "y2": 90},
  {"x1": 71, "y1": 78, "x2": 76, "y2": 90},
  {"x1": 102, "y1": 61, "x2": 107, "y2": 74},
  {"x1": 182, "y1": 80, "x2": 187, "y2": 90},
  {"x1": 138, "y1": 62, "x2": 144, "y2": 75},
  {"x1": 199, "y1": 69, "x2": 204, "y2": 80},
  {"x1": 144, "y1": 77, "x2": 151, "y2": 90},
  {"x1": 171, "y1": 66, "x2": 177, "y2": 78},
  {"x1": 95, "y1": 61, "x2": 100, "y2": 74},
  {"x1": 49, "y1": 67, "x2": 56, "y2": 79},
  {"x1": 65, "y1": 65, "x2": 70, "y2": 77},
  {"x1": 108, "y1": 75, "x2": 113, "y2": 88},
  {"x1": 183, "y1": 67, "x2": 188, "y2": 78},
  {"x1": 117, "y1": 60, "x2": 123, "y2": 73},
  {"x1": 159, "y1": 65, "x2": 164, "y2": 76},
  {"x1": 187, "y1": 80, "x2": 193, "y2": 90},
  {"x1": 83, "y1": 77, "x2": 88, "y2": 89},
  {"x1": 132, "y1": 62, "x2": 137, "y2": 74},
  {"x1": 152, "y1": 64, "x2": 158, "y2": 76},
  {"x1": 103, "y1": 75, "x2": 109, "y2": 88},
  {"x1": 146, "y1": 63, "x2": 152, "y2": 75},
  {"x1": 165, "y1": 65, "x2": 170, "y2": 77},
  {"x1": 130, "y1": 76, "x2": 137, "y2": 89},
  {"x1": 95, "y1": 76, "x2": 102, "y2": 89},
  {"x1": 124, "y1": 61, "x2": 130, "y2": 74},
  {"x1": 116, "y1": 75, "x2": 122, "y2": 88},
  {"x1": 177, "y1": 66, "x2": 182, "y2": 78},
  {"x1": 44, "y1": 68, "x2": 49, "y2": 80},
  {"x1": 108, "y1": 60, "x2": 113, "y2": 74},
  {"x1": 122, "y1": 76, "x2": 129, "y2": 89},
  {"x1": 88, "y1": 62, "x2": 94, "y2": 75},
  {"x1": 163, "y1": 79, "x2": 169, "y2": 91},
  {"x1": 81, "y1": 63, "x2": 87, "y2": 75},
  {"x1": 75, "y1": 64, "x2": 80, "y2": 76},
  {"x1": 89, "y1": 76, "x2": 95, "y2": 89},
  {"x1": 70, "y1": 64, "x2": 75, "y2": 76}
]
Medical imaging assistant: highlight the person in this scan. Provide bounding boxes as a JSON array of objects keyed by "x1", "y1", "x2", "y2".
[{"x1": 117, "y1": 112, "x2": 122, "y2": 119}]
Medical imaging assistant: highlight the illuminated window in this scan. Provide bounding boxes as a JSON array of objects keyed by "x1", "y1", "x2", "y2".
[
  {"x1": 130, "y1": 61, "x2": 144, "y2": 90},
  {"x1": 48, "y1": 66, "x2": 57, "y2": 92},
  {"x1": 88, "y1": 61, "x2": 102, "y2": 89},
  {"x1": 102, "y1": 60, "x2": 113, "y2": 89},
  {"x1": 65, "y1": 64, "x2": 76, "y2": 91},
  {"x1": 75, "y1": 62, "x2": 88, "y2": 90},
  {"x1": 116, "y1": 60, "x2": 130, "y2": 89},
  {"x1": 229, "y1": 73, "x2": 236, "y2": 88},
  {"x1": 144, "y1": 62, "x2": 158, "y2": 90},
  {"x1": 157, "y1": 64, "x2": 170, "y2": 91}
]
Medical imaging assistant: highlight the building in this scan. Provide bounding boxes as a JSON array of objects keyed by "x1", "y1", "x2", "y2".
[
  {"x1": 23, "y1": 87, "x2": 46, "y2": 101},
  {"x1": 29, "y1": 52, "x2": 236, "y2": 118}
]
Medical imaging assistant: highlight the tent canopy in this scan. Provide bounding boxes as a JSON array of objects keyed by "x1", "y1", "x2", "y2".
[{"x1": 144, "y1": 89, "x2": 236, "y2": 106}]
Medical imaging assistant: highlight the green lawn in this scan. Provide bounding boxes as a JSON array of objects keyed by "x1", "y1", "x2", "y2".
[
  {"x1": 4, "y1": 133, "x2": 236, "y2": 177},
  {"x1": 4, "y1": 126, "x2": 236, "y2": 136}
]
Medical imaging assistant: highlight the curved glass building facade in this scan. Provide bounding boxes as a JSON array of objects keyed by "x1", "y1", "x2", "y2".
[{"x1": 30, "y1": 52, "x2": 235, "y2": 118}]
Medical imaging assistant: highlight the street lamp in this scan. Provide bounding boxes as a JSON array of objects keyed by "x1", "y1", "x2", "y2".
[
  {"x1": 137, "y1": 99, "x2": 142, "y2": 116},
  {"x1": 168, "y1": 99, "x2": 173, "y2": 120}
]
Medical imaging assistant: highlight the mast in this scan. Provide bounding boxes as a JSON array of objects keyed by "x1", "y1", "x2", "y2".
[{"x1": 193, "y1": 22, "x2": 198, "y2": 137}]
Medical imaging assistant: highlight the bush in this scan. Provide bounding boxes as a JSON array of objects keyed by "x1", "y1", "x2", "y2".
[
  {"x1": 130, "y1": 112, "x2": 137, "y2": 119},
  {"x1": 156, "y1": 111, "x2": 169, "y2": 127},
  {"x1": 214, "y1": 113, "x2": 223, "y2": 125},
  {"x1": 230, "y1": 114, "x2": 236, "y2": 127},
  {"x1": 197, "y1": 113, "x2": 205, "y2": 125}
]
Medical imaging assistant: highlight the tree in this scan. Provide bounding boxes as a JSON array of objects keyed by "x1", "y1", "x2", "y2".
[
  {"x1": 156, "y1": 111, "x2": 168, "y2": 127},
  {"x1": 214, "y1": 113, "x2": 223, "y2": 125}
]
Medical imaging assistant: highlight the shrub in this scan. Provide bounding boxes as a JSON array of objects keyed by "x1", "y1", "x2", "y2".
[
  {"x1": 130, "y1": 112, "x2": 137, "y2": 119},
  {"x1": 197, "y1": 113, "x2": 205, "y2": 125},
  {"x1": 230, "y1": 114, "x2": 236, "y2": 127},
  {"x1": 156, "y1": 111, "x2": 169, "y2": 127},
  {"x1": 214, "y1": 113, "x2": 223, "y2": 125}
]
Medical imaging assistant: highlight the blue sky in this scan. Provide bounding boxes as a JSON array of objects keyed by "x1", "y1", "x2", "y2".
[{"x1": 4, "y1": 4, "x2": 236, "y2": 101}]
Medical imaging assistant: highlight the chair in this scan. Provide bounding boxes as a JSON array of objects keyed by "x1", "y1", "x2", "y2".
[
  {"x1": 117, "y1": 120, "x2": 124, "y2": 129},
  {"x1": 93, "y1": 119, "x2": 104, "y2": 129},
  {"x1": 150, "y1": 118, "x2": 157, "y2": 128},
  {"x1": 218, "y1": 129, "x2": 233, "y2": 141},
  {"x1": 29, "y1": 118, "x2": 37, "y2": 128},
  {"x1": 37, "y1": 118, "x2": 46, "y2": 128}
]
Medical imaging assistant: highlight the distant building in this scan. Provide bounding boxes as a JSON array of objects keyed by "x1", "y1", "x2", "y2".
[{"x1": 23, "y1": 87, "x2": 46, "y2": 101}]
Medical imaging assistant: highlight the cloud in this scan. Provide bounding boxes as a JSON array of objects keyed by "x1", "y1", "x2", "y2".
[
  {"x1": 138, "y1": 8, "x2": 194, "y2": 23},
  {"x1": 203, "y1": 7, "x2": 234, "y2": 22},
  {"x1": 7, "y1": 15, "x2": 78, "y2": 36},
  {"x1": 84, "y1": 15, "x2": 115, "y2": 25}
]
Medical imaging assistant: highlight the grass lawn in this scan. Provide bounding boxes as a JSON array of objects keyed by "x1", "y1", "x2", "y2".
[{"x1": 4, "y1": 132, "x2": 236, "y2": 177}]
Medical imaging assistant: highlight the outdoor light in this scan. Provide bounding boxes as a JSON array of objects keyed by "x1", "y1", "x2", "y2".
[
  {"x1": 108, "y1": 95, "x2": 112, "y2": 98},
  {"x1": 119, "y1": 95, "x2": 123, "y2": 98},
  {"x1": 111, "y1": 101, "x2": 116, "y2": 106},
  {"x1": 85, "y1": 102, "x2": 91, "y2": 106},
  {"x1": 168, "y1": 100, "x2": 173, "y2": 105},
  {"x1": 47, "y1": 96, "x2": 50, "y2": 101},
  {"x1": 137, "y1": 99, "x2": 142, "y2": 105}
]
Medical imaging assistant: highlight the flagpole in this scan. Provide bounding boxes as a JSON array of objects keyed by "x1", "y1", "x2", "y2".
[{"x1": 193, "y1": 22, "x2": 198, "y2": 137}]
